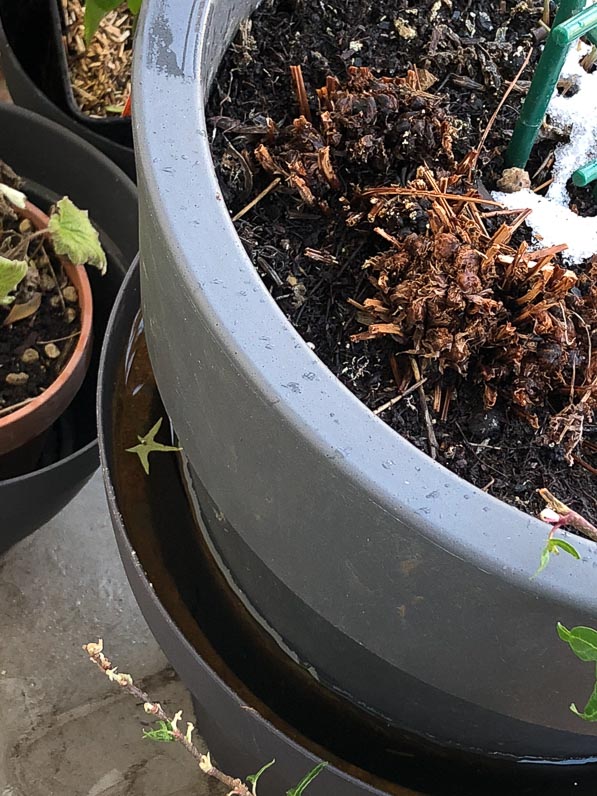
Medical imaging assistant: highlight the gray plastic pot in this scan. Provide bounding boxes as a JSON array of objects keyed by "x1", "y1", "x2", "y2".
[{"x1": 134, "y1": 0, "x2": 597, "y2": 761}]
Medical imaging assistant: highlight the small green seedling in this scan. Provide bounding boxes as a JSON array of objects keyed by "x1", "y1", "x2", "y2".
[
  {"x1": 247, "y1": 759, "x2": 276, "y2": 795},
  {"x1": 287, "y1": 762, "x2": 327, "y2": 796},
  {"x1": 143, "y1": 719, "x2": 175, "y2": 742},
  {"x1": 557, "y1": 623, "x2": 597, "y2": 720},
  {"x1": 533, "y1": 535, "x2": 580, "y2": 578},
  {"x1": 84, "y1": 0, "x2": 143, "y2": 44},
  {"x1": 126, "y1": 417, "x2": 182, "y2": 475}
]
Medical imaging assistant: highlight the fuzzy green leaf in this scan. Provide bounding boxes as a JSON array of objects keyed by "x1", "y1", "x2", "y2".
[
  {"x1": 286, "y1": 763, "x2": 327, "y2": 796},
  {"x1": 142, "y1": 720, "x2": 175, "y2": 742},
  {"x1": 48, "y1": 197, "x2": 107, "y2": 275},
  {"x1": 557, "y1": 624, "x2": 597, "y2": 663},
  {"x1": 570, "y1": 681, "x2": 597, "y2": 722},
  {"x1": 0, "y1": 257, "x2": 28, "y2": 306},
  {"x1": 127, "y1": 0, "x2": 142, "y2": 14},
  {"x1": 126, "y1": 417, "x2": 182, "y2": 475},
  {"x1": 246, "y1": 759, "x2": 275, "y2": 794},
  {"x1": 84, "y1": 0, "x2": 122, "y2": 43}
]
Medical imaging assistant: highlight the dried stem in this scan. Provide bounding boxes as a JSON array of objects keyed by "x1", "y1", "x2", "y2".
[
  {"x1": 410, "y1": 357, "x2": 438, "y2": 459},
  {"x1": 290, "y1": 65, "x2": 312, "y2": 122},
  {"x1": 232, "y1": 177, "x2": 281, "y2": 222},
  {"x1": 83, "y1": 640, "x2": 252, "y2": 796},
  {"x1": 472, "y1": 47, "x2": 533, "y2": 170},
  {"x1": 538, "y1": 489, "x2": 597, "y2": 543}
]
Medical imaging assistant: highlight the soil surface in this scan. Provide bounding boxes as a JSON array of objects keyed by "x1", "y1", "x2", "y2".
[
  {"x1": 0, "y1": 171, "x2": 81, "y2": 415},
  {"x1": 208, "y1": 0, "x2": 597, "y2": 525}
]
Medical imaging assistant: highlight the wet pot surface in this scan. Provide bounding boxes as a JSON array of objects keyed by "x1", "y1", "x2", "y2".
[{"x1": 102, "y1": 263, "x2": 597, "y2": 796}]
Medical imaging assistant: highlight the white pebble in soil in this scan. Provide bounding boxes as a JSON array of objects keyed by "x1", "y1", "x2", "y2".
[{"x1": 494, "y1": 43, "x2": 597, "y2": 265}]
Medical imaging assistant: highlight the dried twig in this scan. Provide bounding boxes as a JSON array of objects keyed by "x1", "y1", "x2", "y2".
[
  {"x1": 471, "y1": 47, "x2": 533, "y2": 170},
  {"x1": 232, "y1": 177, "x2": 281, "y2": 222},
  {"x1": 373, "y1": 378, "x2": 427, "y2": 415},
  {"x1": 83, "y1": 640, "x2": 253, "y2": 796},
  {"x1": 410, "y1": 357, "x2": 438, "y2": 459},
  {"x1": 290, "y1": 65, "x2": 312, "y2": 122}
]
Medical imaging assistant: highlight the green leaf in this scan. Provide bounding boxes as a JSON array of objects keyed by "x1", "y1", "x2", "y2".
[
  {"x1": 127, "y1": 0, "x2": 143, "y2": 14},
  {"x1": 532, "y1": 537, "x2": 581, "y2": 578},
  {"x1": 142, "y1": 720, "x2": 175, "y2": 742},
  {"x1": 246, "y1": 759, "x2": 275, "y2": 794},
  {"x1": 84, "y1": 0, "x2": 123, "y2": 43},
  {"x1": 48, "y1": 197, "x2": 107, "y2": 275},
  {"x1": 550, "y1": 539, "x2": 581, "y2": 559},
  {"x1": 557, "y1": 624, "x2": 597, "y2": 663},
  {"x1": 286, "y1": 762, "x2": 327, "y2": 796},
  {"x1": 532, "y1": 545, "x2": 551, "y2": 579},
  {"x1": 570, "y1": 681, "x2": 597, "y2": 722},
  {"x1": 126, "y1": 417, "x2": 182, "y2": 475},
  {"x1": 0, "y1": 257, "x2": 28, "y2": 306}
]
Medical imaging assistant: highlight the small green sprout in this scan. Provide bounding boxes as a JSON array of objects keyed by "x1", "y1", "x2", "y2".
[
  {"x1": 126, "y1": 417, "x2": 182, "y2": 474},
  {"x1": 532, "y1": 535, "x2": 580, "y2": 578},
  {"x1": 287, "y1": 762, "x2": 327, "y2": 796},
  {"x1": 557, "y1": 623, "x2": 597, "y2": 721},
  {"x1": 247, "y1": 759, "x2": 276, "y2": 795},
  {"x1": 143, "y1": 719, "x2": 175, "y2": 742}
]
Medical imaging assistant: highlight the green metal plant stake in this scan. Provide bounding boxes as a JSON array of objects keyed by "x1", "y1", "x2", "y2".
[{"x1": 506, "y1": 0, "x2": 597, "y2": 170}]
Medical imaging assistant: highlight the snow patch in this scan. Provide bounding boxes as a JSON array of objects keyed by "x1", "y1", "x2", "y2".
[{"x1": 494, "y1": 43, "x2": 597, "y2": 264}]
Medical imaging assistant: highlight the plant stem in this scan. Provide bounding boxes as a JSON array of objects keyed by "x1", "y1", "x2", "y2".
[{"x1": 83, "y1": 641, "x2": 253, "y2": 796}]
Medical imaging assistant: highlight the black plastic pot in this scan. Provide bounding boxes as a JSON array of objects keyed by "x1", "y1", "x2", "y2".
[
  {"x1": 0, "y1": 103, "x2": 137, "y2": 555},
  {"x1": 0, "y1": 0, "x2": 135, "y2": 180},
  {"x1": 100, "y1": 263, "x2": 597, "y2": 796},
  {"x1": 134, "y1": 0, "x2": 597, "y2": 764}
]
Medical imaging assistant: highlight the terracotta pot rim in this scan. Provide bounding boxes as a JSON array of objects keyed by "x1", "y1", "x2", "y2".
[{"x1": 0, "y1": 199, "x2": 93, "y2": 435}]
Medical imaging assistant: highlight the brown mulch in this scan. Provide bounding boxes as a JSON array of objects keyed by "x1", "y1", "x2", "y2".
[{"x1": 62, "y1": 0, "x2": 132, "y2": 117}]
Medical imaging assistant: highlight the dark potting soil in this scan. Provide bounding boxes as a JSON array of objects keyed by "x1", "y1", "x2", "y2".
[
  {"x1": 0, "y1": 198, "x2": 81, "y2": 415},
  {"x1": 208, "y1": 0, "x2": 597, "y2": 525}
]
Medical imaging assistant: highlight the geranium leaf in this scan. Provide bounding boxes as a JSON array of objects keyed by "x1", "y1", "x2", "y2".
[
  {"x1": 48, "y1": 197, "x2": 107, "y2": 275},
  {"x1": 0, "y1": 257, "x2": 28, "y2": 306}
]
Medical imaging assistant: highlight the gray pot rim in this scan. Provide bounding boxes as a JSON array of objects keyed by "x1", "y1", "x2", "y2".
[{"x1": 134, "y1": 0, "x2": 597, "y2": 613}]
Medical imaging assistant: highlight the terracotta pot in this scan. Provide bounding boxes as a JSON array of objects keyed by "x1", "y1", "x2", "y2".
[{"x1": 0, "y1": 200, "x2": 93, "y2": 455}]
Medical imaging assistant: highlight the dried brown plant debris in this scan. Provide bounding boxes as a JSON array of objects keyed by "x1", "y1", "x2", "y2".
[
  {"x1": 252, "y1": 66, "x2": 596, "y2": 462},
  {"x1": 352, "y1": 166, "x2": 596, "y2": 460},
  {"x1": 255, "y1": 66, "x2": 456, "y2": 213}
]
